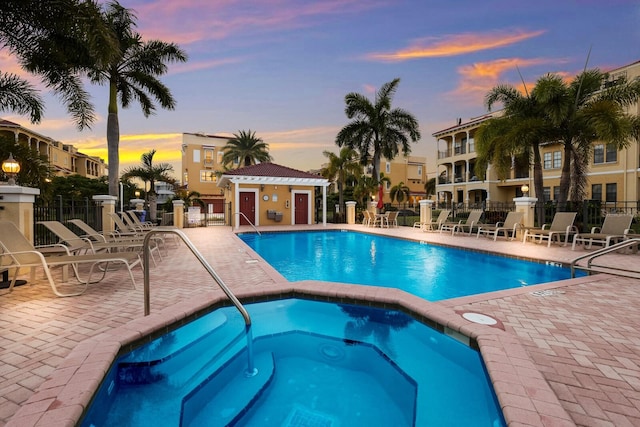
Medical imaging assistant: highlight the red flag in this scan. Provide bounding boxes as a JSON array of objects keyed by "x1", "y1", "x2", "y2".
[{"x1": 377, "y1": 185, "x2": 384, "y2": 209}]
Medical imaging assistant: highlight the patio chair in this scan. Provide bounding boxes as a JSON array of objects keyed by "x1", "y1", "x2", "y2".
[
  {"x1": 362, "y1": 210, "x2": 372, "y2": 226},
  {"x1": 38, "y1": 221, "x2": 161, "y2": 264},
  {"x1": 439, "y1": 210, "x2": 483, "y2": 235},
  {"x1": 415, "y1": 210, "x2": 450, "y2": 231},
  {"x1": 477, "y1": 211, "x2": 524, "y2": 241},
  {"x1": 572, "y1": 214, "x2": 634, "y2": 250},
  {"x1": 66, "y1": 219, "x2": 145, "y2": 244},
  {"x1": 0, "y1": 221, "x2": 141, "y2": 297},
  {"x1": 383, "y1": 211, "x2": 399, "y2": 228},
  {"x1": 522, "y1": 212, "x2": 578, "y2": 247}
]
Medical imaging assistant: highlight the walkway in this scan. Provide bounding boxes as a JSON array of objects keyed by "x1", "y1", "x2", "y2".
[{"x1": 1, "y1": 224, "x2": 639, "y2": 426}]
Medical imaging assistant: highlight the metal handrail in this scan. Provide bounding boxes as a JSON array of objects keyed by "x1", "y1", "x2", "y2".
[
  {"x1": 571, "y1": 238, "x2": 640, "y2": 278},
  {"x1": 142, "y1": 228, "x2": 257, "y2": 376},
  {"x1": 235, "y1": 212, "x2": 261, "y2": 235}
]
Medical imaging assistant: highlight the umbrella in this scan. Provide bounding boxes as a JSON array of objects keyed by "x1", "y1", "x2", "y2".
[{"x1": 377, "y1": 185, "x2": 384, "y2": 209}]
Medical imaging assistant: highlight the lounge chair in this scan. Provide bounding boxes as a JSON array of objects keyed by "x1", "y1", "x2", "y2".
[
  {"x1": 362, "y1": 210, "x2": 372, "y2": 226},
  {"x1": 0, "y1": 220, "x2": 141, "y2": 297},
  {"x1": 439, "y1": 210, "x2": 483, "y2": 235},
  {"x1": 67, "y1": 219, "x2": 145, "y2": 244},
  {"x1": 415, "y1": 210, "x2": 450, "y2": 231},
  {"x1": 522, "y1": 212, "x2": 578, "y2": 247},
  {"x1": 572, "y1": 214, "x2": 634, "y2": 250},
  {"x1": 477, "y1": 211, "x2": 524, "y2": 241}
]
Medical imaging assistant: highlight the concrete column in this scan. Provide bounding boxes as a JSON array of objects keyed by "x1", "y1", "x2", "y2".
[
  {"x1": 93, "y1": 195, "x2": 117, "y2": 233},
  {"x1": 369, "y1": 201, "x2": 377, "y2": 213},
  {"x1": 346, "y1": 201, "x2": 356, "y2": 225},
  {"x1": 514, "y1": 196, "x2": 538, "y2": 237},
  {"x1": 419, "y1": 199, "x2": 433, "y2": 226},
  {"x1": 173, "y1": 200, "x2": 185, "y2": 228},
  {"x1": 130, "y1": 198, "x2": 144, "y2": 211},
  {"x1": 0, "y1": 185, "x2": 40, "y2": 243}
]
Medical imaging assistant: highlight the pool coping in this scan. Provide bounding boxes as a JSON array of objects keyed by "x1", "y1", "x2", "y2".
[{"x1": 7, "y1": 280, "x2": 574, "y2": 426}]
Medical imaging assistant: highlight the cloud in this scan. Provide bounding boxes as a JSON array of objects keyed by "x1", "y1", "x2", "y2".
[
  {"x1": 447, "y1": 57, "x2": 566, "y2": 105},
  {"x1": 365, "y1": 29, "x2": 546, "y2": 61}
]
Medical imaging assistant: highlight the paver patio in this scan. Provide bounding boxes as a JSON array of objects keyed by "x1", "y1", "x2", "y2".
[{"x1": 1, "y1": 224, "x2": 639, "y2": 426}]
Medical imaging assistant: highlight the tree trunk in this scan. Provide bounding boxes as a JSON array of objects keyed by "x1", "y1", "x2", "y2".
[
  {"x1": 556, "y1": 140, "x2": 572, "y2": 206},
  {"x1": 107, "y1": 81, "x2": 119, "y2": 197},
  {"x1": 148, "y1": 192, "x2": 157, "y2": 224},
  {"x1": 532, "y1": 142, "x2": 545, "y2": 225}
]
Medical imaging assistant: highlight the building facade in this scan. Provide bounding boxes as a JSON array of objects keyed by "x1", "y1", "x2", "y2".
[
  {"x1": 380, "y1": 155, "x2": 428, "y2": 207},
  {"x1": 434, "y1": 60, "x2": 640, "y2": 209},
  {"x1": 0, "y1": 119, "x2": 106, "y2": 178}
]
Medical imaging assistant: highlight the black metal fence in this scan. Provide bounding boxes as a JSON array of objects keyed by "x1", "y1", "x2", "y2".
[{"x1": 34, "y1": 196, "x2": 102, "y2": 246}]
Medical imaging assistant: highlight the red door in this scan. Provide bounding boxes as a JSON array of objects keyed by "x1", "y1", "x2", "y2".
[
  {"x1": 294, "y1": 193, "x2": 308, "y2": 224},
  {"x1": 239, "y1": 192, "x2": 255, "y2": 225}
]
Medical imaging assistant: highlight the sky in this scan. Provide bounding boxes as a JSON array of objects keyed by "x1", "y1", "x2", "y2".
[{"x1": 2, "y1": 0, "x2": 640, "y2": 180}]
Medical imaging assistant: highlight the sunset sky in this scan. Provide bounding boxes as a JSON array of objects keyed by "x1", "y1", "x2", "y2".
[{"x1": 2, "y1": 0, "x2": 639, "y2": 180}]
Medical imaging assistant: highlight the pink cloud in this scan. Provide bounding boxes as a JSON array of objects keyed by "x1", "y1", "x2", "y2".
[{"x1": 365, "y1": 29, "x2": 546, "y2": 61}]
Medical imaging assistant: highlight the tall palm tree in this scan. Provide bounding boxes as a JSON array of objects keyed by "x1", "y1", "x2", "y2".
[
  {"x1": 87, "y1": 1, "x2": 187, "y2": 197},
  {"x1": 390, "y1": 181, "x2": 411, "y2": 205},
  {"x1": 336, "y1": 78, "x2": 421, "y2": 184},
  {"x1": 0, "y1": 0, "x2": 115, "y2": 128},
  {"x1": 424, "y1": 177, "x2": 436, "y2": 199},
  {"x1": 221, "y1": 130, "x2": 272, "y2": 168},
  {"x1": 321, "y1": 147, "x2": 361, "y2": 215},
  {"x1": 121, "y1": 149, "x2": 174, "y2": 223}
]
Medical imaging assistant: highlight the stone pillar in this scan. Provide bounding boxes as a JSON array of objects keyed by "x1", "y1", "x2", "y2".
[
  {"x1": 346, "y1": 201, "x2": 356, "y2": 225},
  {"x1": 0, "y1": 185, "x2": 40, "y2": 243},
  {"x1": 419, "y1": 199, "x2": 433, "y2": 226},
  {"x1": 514, "y1": 196, "x2": 538, "y2": 237},
  {"x1": 93, "y1": 195, "x2": 117, "y2": 233},
  {"x1": 369, "y1": 201, "x2": 377, "y2": 213},
  {"x1": 173, "y1": 200, "x2": 185, "y2": 228},
  {"x1": 130, "y1": 198, "x2": 144, "y2": 211}
]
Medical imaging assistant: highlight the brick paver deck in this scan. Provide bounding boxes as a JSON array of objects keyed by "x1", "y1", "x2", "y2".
[{"x1": 1, "y1": 224, "x2": 638, "y2": 426}]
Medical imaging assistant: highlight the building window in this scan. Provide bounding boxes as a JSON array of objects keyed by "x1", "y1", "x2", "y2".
[
  {"x1": 193, "y1": 149, "x2": 200, "y2": 163},
  {"x1": 417, "y1": 165, "x2": 422, "y2": 176},
  {"x1": 217, "y1": 152, "x2": 223, "y2": 164},
  {"x1": 385, "y1": 162, "x2": 391, "y2": 174},
  {"x1": 553, "y1": 151, "x2": 561, "y2": 168},
  {"x1": 593, "y1": 144, "x2": 604, "y2": 164},
  {"x1": 605, "y1": 144, "x2": 617, "y2": 163},
  {"x1": 591, "y1": 184, "x2": 602, "y2": 201},
  {"x1": 468, "y1": 137, "x2": 475, "y2": 153},
  {"x1": 200, "y1": 170, "x2": 217, "y2": 182},
  {"x1": 204, "y1": 149, "x2": 214, "y2": 163},
  {"x1": 543, "y1": 152, "x2": 552, "y2": 169},
  {"x1": 543, "y1": 187, "x2": 551, "y2": 201},
  {"x1": 605, "y1": 183, "x2": 617, "y2": 202},
  {"x1": 553, "y1": 186, "x2": 560, "y2": 201}
]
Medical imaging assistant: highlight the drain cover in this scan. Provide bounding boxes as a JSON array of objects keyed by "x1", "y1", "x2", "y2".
[
  {"x1": 461, "y1": 312, "x2": 498, "y2": 325},
  {"x1": 284, "y1": 406, "x2": 335, "y2": 427},
  {"x1": 530, "y1": 289, "x2": 565, "y2": 297}
]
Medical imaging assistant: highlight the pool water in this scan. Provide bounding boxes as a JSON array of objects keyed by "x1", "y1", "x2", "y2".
[
  {"x1": 239, "y1": 230, "x2": 579, "y2": 301},
  {"x1": 81, "y1": 299, "x2": 506, "y2": 426}
]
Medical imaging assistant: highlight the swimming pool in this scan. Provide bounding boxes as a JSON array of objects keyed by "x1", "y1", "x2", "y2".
[
  {"x1": 80, "y1": 299, "x2": 505, "y2": 426},
  {"x1": 239, "y1": 230, "x2": 579, "y2": 301}
]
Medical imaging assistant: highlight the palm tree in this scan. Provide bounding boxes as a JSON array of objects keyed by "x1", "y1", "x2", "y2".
[
  {"x1": 221, "y1": 130, "x2": 272, "y2": 168},
  {"x1": 390, "y1": 181, "x2": 410, "y2": 205},
  {"x1": 0, "y1": 0, "x2": 115, "y2": 128},
  {"x1": 475, "y1": 82, "x2": 550, "y2": 224},
  {"x1": 321, "y1": 147, "x2": 361, "y2": 216},
  {"x1": 87, "y1": 1, "x2": 187, "y2": 197},
  {"x1": 424, "y1": 177, "x2": 436, "y2": 199},
  {"x1": 0, "y1": 135, "x2": 51, "y2": 190},
  {"x1": 121, "y1": 149, "x2": 174, "y2": 223},
  {"x1": 0, "y1": 73, "x2": 43, "y2": 123},
  {"x1": 336, "y1": 78, "x2": 421, "y2": 184},
  {"x1": 533, "y1": 70, "x2": 640, "y2": 203}
]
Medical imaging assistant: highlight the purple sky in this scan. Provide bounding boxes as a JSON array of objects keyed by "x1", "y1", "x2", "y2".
[{"x1": 2, "y1": 0, "x2": 639, "y2": 179}]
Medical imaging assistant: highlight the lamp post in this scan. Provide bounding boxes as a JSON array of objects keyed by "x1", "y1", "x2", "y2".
[
  {"x1": 521, "y1": 184, "x2": 529, "y2": 197},
  {"x1": 2, "y1": 153, "x2": 20, "y2": 186}
]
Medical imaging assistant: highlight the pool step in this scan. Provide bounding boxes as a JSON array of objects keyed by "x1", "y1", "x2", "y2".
[{"x1": 180, "y1": 351, "x2": 275, "y2": 427}]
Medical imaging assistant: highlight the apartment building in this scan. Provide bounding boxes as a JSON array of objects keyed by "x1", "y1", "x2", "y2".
[
  {"x1": 379, "y1": 155, "x2": 428, "y2": 207},
  {"x1": 434, "y1": 59, "x2": 640, "y2": 207},
  {"x1": 0, "y1": 119, "x2": 106, "y2": 178},
  {"x1": 180, "y1": 132, "x2": 231, "y2": 212}
]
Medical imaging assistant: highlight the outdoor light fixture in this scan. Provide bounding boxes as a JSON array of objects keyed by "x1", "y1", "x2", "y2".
[
  {"x1": 2, "y1": 153, "x2": 20, "y2": 186},
  {"x1": 135, "y1": 190, "x2": 141, "y2": 198},
  {"x1": 521, "y1": 184, "x2": 529, "y2": 197},
  {"x1": 288, "y1": 185, "x2": 292, "y2": 192},
  {"x1": 260, "y1": 184, "x2": 265, "y2": 192}
]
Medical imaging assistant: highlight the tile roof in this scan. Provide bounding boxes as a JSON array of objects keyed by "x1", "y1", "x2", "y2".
[{"x1": 222, "y1": 162, "x2": 322, "y2": 179}]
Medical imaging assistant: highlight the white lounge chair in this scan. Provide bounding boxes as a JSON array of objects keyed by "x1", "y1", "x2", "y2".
[
  {"x1": 572, "y1": 214, "x2": 634, "y2": 250},
  {"x1": 440, "y1": 210, "x2": 483, "y2": 235},
  {"x1": 522, "y1": 212, "x2": 577, "y2": 247},
  {"x1": 415, "y1": 210, "x2": 450, "y2": 231},
  {"x1": 477, "y1": 211, "x2": 523, "y2": 241}
]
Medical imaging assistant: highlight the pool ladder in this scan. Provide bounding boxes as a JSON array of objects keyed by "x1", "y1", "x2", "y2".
[
  {"x1": 142, "y1": 228, "x2": 258, "y2": 377},
  {"x1": 571, "y1": 238, "x2": 640, "y2": 279}
]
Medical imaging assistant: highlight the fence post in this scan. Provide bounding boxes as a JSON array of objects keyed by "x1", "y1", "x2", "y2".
[
  {"x1": 93, "y1": 195, "x2": 117, "y2": 233},
  {"x1": 173, "y1": 200, "x2": 185, "y2": 228},
  {"x1": 346, "y1": 201, "x2": 356, "y2": 224},
  {"x1": 0, "y1": 185, "x2": 40, "y2": 243}
]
